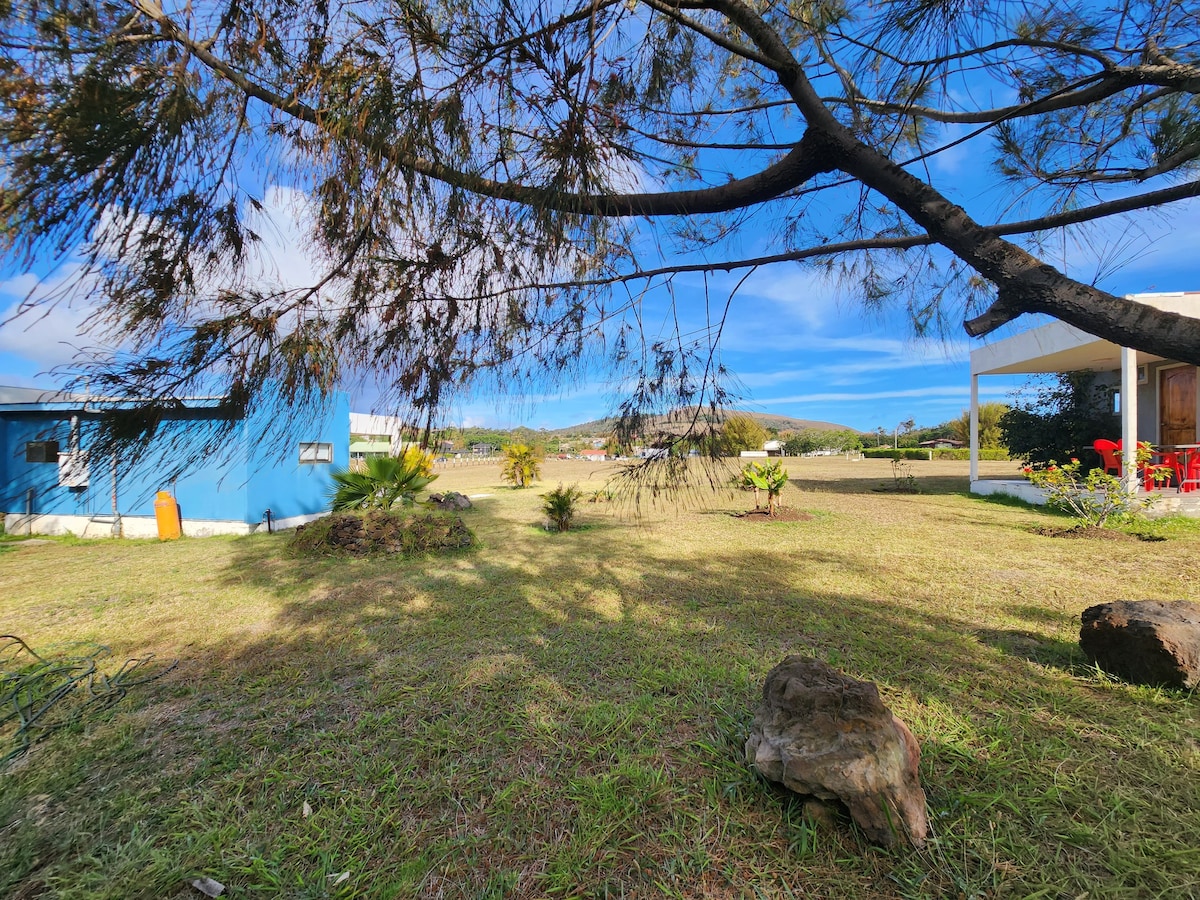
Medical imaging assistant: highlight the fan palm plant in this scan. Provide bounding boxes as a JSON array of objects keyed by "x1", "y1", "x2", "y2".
[{"x1": 329, "y1": 448, "x2": 438, "y2": 511}]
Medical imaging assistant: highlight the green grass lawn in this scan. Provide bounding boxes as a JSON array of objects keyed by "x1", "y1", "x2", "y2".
[{"x1": 2, "y1": 457, "x2": 1199, "y2": 899}]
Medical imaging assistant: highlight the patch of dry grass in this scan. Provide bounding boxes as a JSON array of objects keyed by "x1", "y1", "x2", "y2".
[{"x1": 2, "y1": 457, "x2": 1199, "y2": 899}]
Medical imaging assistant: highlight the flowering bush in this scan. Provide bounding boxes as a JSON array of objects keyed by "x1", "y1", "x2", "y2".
[
  {"x1": 1024, "y1": 457, "x2": 1158, "y2": 527},
  {"x1": 1134, "y1": 441, "x2": 1176, "y2": 488}
]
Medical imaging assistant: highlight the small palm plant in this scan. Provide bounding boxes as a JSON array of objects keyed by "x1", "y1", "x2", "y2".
[
  {"x1": 500, "y1": 443, "x2": 542, "y2": 488},
  {"x1": 329, "y1": 447, "x2": 438, "y2": 511},
  {"x1": 542, "y1": 483, "x2": 583, "y2": 532},
  {"x1": 741, "y1": 460, "x2": 788, "y2": 516},
  {"x1": 735, "y1": 463, "x2": 763, "y2": 509}
]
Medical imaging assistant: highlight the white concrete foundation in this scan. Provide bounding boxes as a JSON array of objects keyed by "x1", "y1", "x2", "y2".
[
  {"x1": 969, "y1": 479, "x2": 1200, "y2": 518},
  {"x1": 968, "y1": 479, "x2": 1046, "y2": 505},
  {"x1": 3, "y1": 511, "x2": 326, "y2": 538}
]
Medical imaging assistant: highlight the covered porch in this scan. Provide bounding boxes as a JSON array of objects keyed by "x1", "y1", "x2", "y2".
[{"x1": 968, "y1": 291, "x2": 1200, "y2": 514}]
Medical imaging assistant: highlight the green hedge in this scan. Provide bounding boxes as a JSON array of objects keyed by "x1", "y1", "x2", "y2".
[
  {"x1": 938, "y1": 448, "x2": 1010, "y2": 461},
  {"x1": 862, "y1": 448, "x2": 933, "y2": 460},
  {"x1": 862, "y1": 448, "x2": 1010, "y2": 461}
]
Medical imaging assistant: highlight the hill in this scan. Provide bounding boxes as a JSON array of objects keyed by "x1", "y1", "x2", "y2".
[{"x1": 544, "y1": 409, "x2": 857, "y2": 438}]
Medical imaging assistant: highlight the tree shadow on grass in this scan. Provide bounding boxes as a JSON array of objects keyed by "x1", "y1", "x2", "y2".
[
  {"x1": 973, "y1": 628, "x2": 1084, "y2": 670},
  {"x1": 787, "y1": 469, "x2": 971, "y2": 498},
  {"x1": 199, "y1": 537, "x2": 1199, "y2": 894},
  {"x1": 5, "y1": 508, "x2": 1199, "y2": 899}
]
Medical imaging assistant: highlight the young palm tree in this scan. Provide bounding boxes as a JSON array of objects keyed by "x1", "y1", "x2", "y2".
[
  {"x1": 500, "y1": 443, "x2": 542, "y2": 488},
  {"x1": 542, "y1": 483, "x2": 583, "y2": 532},
  {"x1": 329, "y1": 448, "x2": 437, "y2": 511},
  {"x1": 741, "y1": 460, "x2": 789, "y2": 516}
]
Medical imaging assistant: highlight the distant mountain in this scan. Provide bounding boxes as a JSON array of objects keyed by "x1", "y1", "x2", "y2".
[{"x1": 543, "y1": 408, "x2": 858, "y2": 437}]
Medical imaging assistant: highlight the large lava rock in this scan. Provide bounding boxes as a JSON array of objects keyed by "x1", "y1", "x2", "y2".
[
  {"x1": 745, "y1": 656, "x2": 928, "y2": 848},
  {"x1": 1080, "y1": 600, "x2": 1200, "y2": 689},
  {"x1": 428, "y1": 491, "x2": 473, "y2": 511}
]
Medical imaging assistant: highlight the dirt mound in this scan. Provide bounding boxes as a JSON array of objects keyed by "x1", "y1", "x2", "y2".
[
  {"x1": 1030, "y1": 525, "x2": 1138, "y2": 541},
  {"x1": 730, "y1": 508, "x2": 813, "y2": 523},
  {"x1": 290, "y1": 510, "x2": 475, "y2": 557}
]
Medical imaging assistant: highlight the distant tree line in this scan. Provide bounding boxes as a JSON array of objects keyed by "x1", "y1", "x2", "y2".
[
  {"x1": 783, "y1": 430, "x2": 864, "y2": 455},
  {"x1": 429, "y1": 402, "x2": 1048, "y2": 460}
]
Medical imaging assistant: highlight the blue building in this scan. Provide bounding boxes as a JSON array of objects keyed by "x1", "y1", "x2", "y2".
[{"x1": 0, "y1": 386, "x2": 348, "y2": 537}]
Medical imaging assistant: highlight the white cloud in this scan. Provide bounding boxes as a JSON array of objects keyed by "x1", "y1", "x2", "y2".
[
  {"x1": 238, "y1": 185, "x2": 325, "y2": 292},
  {"x1": 0, "y1": 263, "x2": 112, "y2": 371},
  {"x1": 738, "y1": 267, "x2": 845, "y2": 331},
  {"x1": 0, "y1": 185, "x2": 326, "y2": 374},
  {"x1": 757, "y1": 381, "x2": 1012, "y2": 407},
  {"x1": 927, "y1": 123, "x2": 979, "y2": 180},
  {"x1": 734, "y1": 332, "x2": 969, "y2": 390}
]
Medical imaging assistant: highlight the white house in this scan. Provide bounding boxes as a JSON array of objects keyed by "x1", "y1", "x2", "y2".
[{"x1": 968, "y1": 291, "x2": 1199, "y2": 510}]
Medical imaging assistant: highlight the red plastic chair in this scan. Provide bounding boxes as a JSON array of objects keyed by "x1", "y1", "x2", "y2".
[
  {"x1": 1093, "y1": 439, "x2": 1121, "y2": 476},
  {"x1": 1156, "y1": 451, "x2": 1184, "y2": 489},
  {"x1": 1183, "y1": 453, "x2": 1200, "y2": 493}
]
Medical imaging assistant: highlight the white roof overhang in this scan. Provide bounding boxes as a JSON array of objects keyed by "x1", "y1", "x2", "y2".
[{"x1": 969, "y1": 292, "x2": 1199, "y2": 376}]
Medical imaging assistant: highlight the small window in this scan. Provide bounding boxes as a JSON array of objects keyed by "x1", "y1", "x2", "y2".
[
  {"x1": 299, "y1": 442, "x2": 334, "y2": 464},
  {"x1": 58, "y1": 451, "x2": 90, "y2": 488},
  {"x1": 25, "y1": 441, "x2": 60, "y2": 463}
]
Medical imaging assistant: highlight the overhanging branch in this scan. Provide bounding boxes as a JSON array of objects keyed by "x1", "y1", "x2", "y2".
[{"x1": 136, "y1": 2, "x2": 837, "y2": 217}]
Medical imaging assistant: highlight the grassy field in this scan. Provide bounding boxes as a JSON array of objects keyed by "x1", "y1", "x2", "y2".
[{"x1": 2, "y1": 456, "x2": 1199, "y2": 899}]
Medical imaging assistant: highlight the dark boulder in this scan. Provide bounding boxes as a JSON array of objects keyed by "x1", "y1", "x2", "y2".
[
  {"x1": 1080, "y1": 600, "x2": 1200, "y2": 689},
  {"x1": 745, "y1": 656, "x2": 928, "y2": 848},
  {"x1": 428, "y1": 491, "x2": 473, "y2": 511}
]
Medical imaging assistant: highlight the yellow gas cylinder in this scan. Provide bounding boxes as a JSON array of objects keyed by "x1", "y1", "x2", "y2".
[{"x1": 154, "y1": 491, "x2": 182, "y2": 540}]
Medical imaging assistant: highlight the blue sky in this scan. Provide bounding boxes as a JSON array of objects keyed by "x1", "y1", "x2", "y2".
[
  {"x1": 3, "y1": 121, "x2": 1199, "y2": 435},
  {"x1": 3, "y1": 193, "x2": 1198, "y2": 434},
  {"x1": 429, "y1": 186, "x2": 1200, "y2": 433}
]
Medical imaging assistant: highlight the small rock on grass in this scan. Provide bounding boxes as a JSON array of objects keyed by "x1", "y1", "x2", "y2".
[
  {"x1": 190, "y1": 876, "x2": 225, "y2": 897},
  {"x1": 745, "y1": 655, "x2": 928, "y2": 848}
]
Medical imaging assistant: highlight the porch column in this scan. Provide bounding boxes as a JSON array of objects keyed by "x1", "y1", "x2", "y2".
[
  {"x1": 1120, "y1": 346, "x2": 1138, "y2": 493},
  {"x1": 969, "y1": 373, "x2": 979, "y2": 482}
]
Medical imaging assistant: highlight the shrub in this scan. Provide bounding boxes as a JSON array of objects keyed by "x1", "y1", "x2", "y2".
[
  {"x1": 542, "y1": 483, "x2": 584, "y2": 531},
  {"x1": 1000, "y1": 371, "x2": 1116, "y2": 468},
  {"x1": 889, "y1": 459, "x2": 919, "y2": 493},
  {"x1": 929, "y1": 448, "x2": 1010, "y2": 461},
  {"x1": 289, "y1": 510, "x2": 475, "y2": 557},
  {"x1": 1025, "y1": 458, "x2": 1157, "y2": 527},
  {"x1": 861, "y1": 447, "x2": 1010, "y2": 461},
  {"x1": 862, "y1": 448, "x2": 931, "y2": 460}
]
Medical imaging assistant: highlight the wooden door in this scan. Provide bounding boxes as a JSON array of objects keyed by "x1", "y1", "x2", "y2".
[{"x1": 1160, "y1": 366, "x2": 1197, "y2": 445}]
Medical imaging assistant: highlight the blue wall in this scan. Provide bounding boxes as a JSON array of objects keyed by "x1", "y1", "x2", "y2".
[
  {"x1": 0, "y1": 392, "x2": 348, "y2": 525},
  {"x1": 243, "y1": 391, "x2": 349, "y2": 523},
  {"x1": 0, "y1": 416, "x2": 75, "y2": 518}
]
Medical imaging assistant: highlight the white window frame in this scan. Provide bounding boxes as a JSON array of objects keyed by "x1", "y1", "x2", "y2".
[{"x1": 299, "y1": 441, "x2": 334, "y2": 464}]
